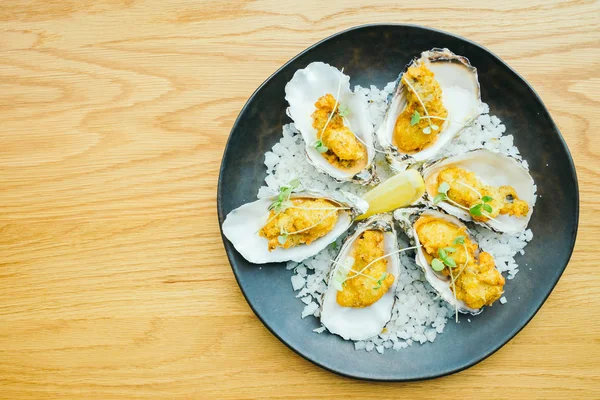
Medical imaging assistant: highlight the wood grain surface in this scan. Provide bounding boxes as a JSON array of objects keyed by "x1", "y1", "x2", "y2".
[{"x1": 1, "y1": 1, "x2": 599, "y2": 398}]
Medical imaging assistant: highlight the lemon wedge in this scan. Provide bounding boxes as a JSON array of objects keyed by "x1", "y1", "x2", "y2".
[{"x1": 357, "y1": 169, "x2": 425, "y2": 220}]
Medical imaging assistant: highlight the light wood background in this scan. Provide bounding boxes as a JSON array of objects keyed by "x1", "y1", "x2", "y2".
[{"x1": 1, "y1": 1, "x2": 598, "y2": 399}]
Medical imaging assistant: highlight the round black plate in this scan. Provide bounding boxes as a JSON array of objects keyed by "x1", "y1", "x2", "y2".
[{"x1": 217, "y1": 24, "x2": 579, "y2": 381}]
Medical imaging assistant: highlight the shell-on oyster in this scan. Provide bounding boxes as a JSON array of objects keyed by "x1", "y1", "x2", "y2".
[
  {"x1": 320, "y1": 214, "x2": 401, "y2": 341},
  {"x1": 222, "y1": 188, "x2": 368, "y2": 264},
  {"x1": 285, "y1": 62, "x2": 377, "y2": 184},
  {"x1": 396, "y1": 209, "x2": 505, "y2": 316},
  {"x1": 377, "y1": 48, "x2": 482, "y2": 171},
  {"x1": 422, "y1": 149, "x2": 535, "y2": 234}
]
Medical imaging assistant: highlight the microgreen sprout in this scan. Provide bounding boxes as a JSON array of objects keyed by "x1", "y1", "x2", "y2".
[
  {"x1": 313, "y1": 139, "x2": 329, "y2": 153},
  {"x1": 431, "y1": 258, "x2": 445, "y2": 272},
  {"x1": 428, "y1": 235, "x2": 467, "y2": 322},
  {"x1": 431, "y1": 245, "x2": 458, "y2": 272},
  {"x1": 410, "y1": 109, "x2": 447, "y2": 132},
  {"x1": 433, "y1": 180, "x2": 498, "y2": 220},
  {"x1": 410, "y1": 110, "x2": 421, "y2": 126},
  {"x1": 448, "y1": 259, "x2": 459, "y2": 322},
  {"x1": 433, "y1": 182, "x2": 450, "y2": 204},
  {"x1": 332, "y1": 256, "x2": 354, "y2": 291},
  {"x1": 268, "y1": 178, "x2": 301, "y2": 213},
  {"x1": 469, "y1": 192, "x2": 494, "y2": 217},
  {"x1": 453, "y1": 236, "x2": 465, "y2": 245},
  {"x1": 338, "y1": 104, "x2": 350, "y2": 118},
  {"x1": 437, "y1": 248, "x2": 456, "y2": 268},
  {"x1": 372, "y1": 272, "x2": 388, "y2": 290}
]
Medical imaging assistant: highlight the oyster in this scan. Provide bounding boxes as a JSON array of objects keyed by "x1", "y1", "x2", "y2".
[
  {"x1": 320, "y1": 214, "x2": 401, "y2": 340},
  {"x1": 285, "y1": 62, "x2": 377, "y2": 184},
  {"x1": 422, "y1": 149, "x2": 535, "y2": 234},
  {"x1": 397, "y1": 209, "x2": 505, "y2": 315},
  {"x1": 377, "y1": 48, "x2": 482, "y2": 170},
  {"x1": 222, "y1": 188, "x2": 368, "y2": 264}
]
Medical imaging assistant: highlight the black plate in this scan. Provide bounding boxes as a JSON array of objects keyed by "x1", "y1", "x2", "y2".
[{"x1": 217, "y1": 24, "x2": 579, "y2": 381}]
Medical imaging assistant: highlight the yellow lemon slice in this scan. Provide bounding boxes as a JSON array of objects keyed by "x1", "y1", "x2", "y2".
[{"x1": 357, "y1": 169, "x2": 425, "y2": 220}]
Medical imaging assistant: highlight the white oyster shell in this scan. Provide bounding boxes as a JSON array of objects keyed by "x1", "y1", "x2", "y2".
[
  {"x1": 422, "y1": 149, "x2": 535, "y2": 234},
  {"x1": 222, "y1": 189, "x2": 368, "y2": 264},
  {"x1": 285, "y1": 62, "x2": 376, "y2": 184},
  {"x1": 320, "y1": 214, "x2": 400, "y2": 341},
  {"x1": 377, "y1": 48, "x2": 482, "y2": 170}
]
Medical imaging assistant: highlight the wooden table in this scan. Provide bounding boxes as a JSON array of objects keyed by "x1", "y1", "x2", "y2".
[{"x1": 1, "y1": 1, "x2": 598, "y2": 398}]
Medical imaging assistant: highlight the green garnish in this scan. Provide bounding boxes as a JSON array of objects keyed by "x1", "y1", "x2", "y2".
[
  {"x1": 431, "y1": 258, "x2": 445, "y2": 272},
  {"x1": 444, "y1": 257, "x2": 456, "y2": 268},
  {"x1": 278, "y1": 235, "x2": 287, "y2": 245},
  {"x1": 410, "y1": 110, "x2": 421, "y2": 126},
  {"x1": 433, "y1": 182, "x2": 450, "y2": 204},
  {"x1": 372, "y1": 272, "x2": 388, "y2": 290},
  {"x1": 433, "y1": 193, "x2": 446, "y2": 204},
  {"x1": 269, "y1": 179, "x2": 301, "y2": 212},
  {"x1": 338, "y1": 104, "x2": 350, "y2": 118},
  {"x1": 313, "y1": 140, "x2": 329, "y2": 153},
  {"x1": 470, "y1": 203, "x2": 483, "y2": 217},
  {"x1": 438, "y1": 182, "x2": 450, "y2": 194},
  {"x1": 431, "y1": 236, "x2": 468, "y2": 273},
  {"x1": 433, "y1": 180, "x2": 496, "y2": 219},
  {"x1": 433, "y1": 247, "x2": 457, "y2": 272},
  {"x1": 468, "y1": 195, "x2": 494, "y2": 218},
  {"x1": 332, "y1": 257, "x2": 354, "y2": 292},
  {"x1": 453, "y1": 236, "x2": 465, "y2": 245}
]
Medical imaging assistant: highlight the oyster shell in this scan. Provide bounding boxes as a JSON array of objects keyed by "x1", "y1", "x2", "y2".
[
  {"x1": 320, "y1": 214, "x2": 400, "y2": 341},
  {"x1": 377, "y1": 48, "x2": 482, "y2": 170},
  {"x1": 285, "y1": 62, "x2": 377, "y2": 184},
  {"x1": 222, "y1": 189, "x2": 368, "y2": 264},
  {"x1": 422, "y1": 149, "x2": 535, "y2": 234}
]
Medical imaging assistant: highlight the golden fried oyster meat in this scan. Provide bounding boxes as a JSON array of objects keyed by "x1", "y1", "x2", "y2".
[
  {"x1": 437, "y1": 166, "x2": 529, "y2": 222},
  {"x1": 336, "y1": 230, "x2": 395, "y2": 308},
  {"x1": 312, "y1": 94, "x2": 367, "y2": 170},
  {"x1": 454, "y1": 252, "x2": 505, "y2": 310},
  {"x1": 414, "y1": 216, "x2": 476, "y2": 270},
  {"x1": 414, "y1": 215, "x2": 505, "y2": 309},
  {"x1": 259, "y1": 198, "x2": 339, "y2": 251},
  {"x1": 393, "y1": 64, "x2": 448, "y2": 153}
]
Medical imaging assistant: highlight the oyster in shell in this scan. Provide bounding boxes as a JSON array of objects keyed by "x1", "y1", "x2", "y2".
[
  {"x1": 396, "y1": 209, "x2": 505, "y2": 316},
  {"x1": 285, "y1": 62, "x2": 377, "y2": 184},
  {"x1": 422, "y1": 149, "x2": 535, "y2": 234},
  {"x1": 222, "y1": 188, "x2": 368, "y2": 264},
  {"x1": 377, "y1": 48, "x2": 482, "y2": 170},
  {"x1": 320, "y1": 214, "x2": 401, "y2": 340}
]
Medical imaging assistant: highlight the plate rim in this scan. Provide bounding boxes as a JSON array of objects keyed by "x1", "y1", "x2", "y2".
[{"x1": 216, "y1": 23, "x2": 580, "y2": 381}]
